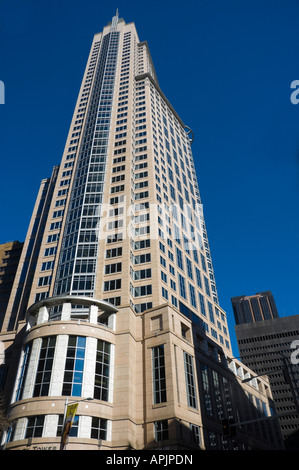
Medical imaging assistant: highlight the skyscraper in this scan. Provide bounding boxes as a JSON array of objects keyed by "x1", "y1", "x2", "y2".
[
  {"x1": 232, "y1": 292, "x2": 299, "y2": 449},
  {"x1": 232, "y1": 291, "x2": 279, "y2": 325},
  {"x1": 0, "y1": 13, "x2": 283, "y2": 450}
]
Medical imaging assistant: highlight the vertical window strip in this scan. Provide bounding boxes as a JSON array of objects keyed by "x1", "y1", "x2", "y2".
[
  {"x1": 152, "y1": 345, "x2": 167, "y2": 404},
  {"x1": 184, "y1": 352, "x2": 197, "y2": 409},
  {"x1": 62, "y1": 336, "x2": 86, "y2": 397},
  {"x1": 94, "y1": 339, "x2": 111, "y2": 401},
  {"x1": 201, "y1": 363, "x2": 213, "y2": 416},
  {"x1": 33, "y1": 336, "x2": 56, "y2": 397},
  {"x1": 15, "y1": 343, "x2": 32, "y2": 401},
  {"x1": 54, "y1": 32, "x2": 120, "y2": 298},
  {"x1": 190, "y1": 423, "x2": 201, "y2": 446}
]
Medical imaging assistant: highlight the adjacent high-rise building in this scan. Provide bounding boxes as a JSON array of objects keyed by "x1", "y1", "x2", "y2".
[
  {"x1": 232, "y1": 291, "x2": 279, "y2": 325},
  {"x1": 232, "y1": 292, "x2": 299, "y2": 449},
  {"x1": 0, "y1": 241, "x2": 23, "y2": 330},
  {"x1": 0, "y1": 13, "x2": 283, "y2": 450}
]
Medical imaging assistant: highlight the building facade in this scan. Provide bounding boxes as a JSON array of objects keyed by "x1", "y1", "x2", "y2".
[
  {"x1": 0, "y1": 13, "x2": 283, "y2": 450},
  {"x1": 0, "y1": 241, "x2": 23, "y2": 331},
  {"x1": 233, "y1": 293, "x2": 299, "y2": 449},
  {"x1": 232, "y1": 291, "x2": 279, "y2": 325}
]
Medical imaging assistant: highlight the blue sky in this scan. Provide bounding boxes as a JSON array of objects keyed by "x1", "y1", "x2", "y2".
[{"x1": 1, "y1": 0, "x2": 299, "y2": 356}]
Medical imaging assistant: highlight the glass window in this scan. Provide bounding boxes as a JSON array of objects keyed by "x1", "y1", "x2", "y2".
[
  {"x1": 94, "y1": 340, "x2": 111, "y2": 402},
  {"x1": 25, "y1": 415, "x2": 45, "y2": 438},
  {"x1": 154, "y1": 420, "x2": 168, "y2": 442},
  {"x1": 132, "y1": 253, "x2": 151, "y2": 265},
  {"x1": 171, "y1": 295, "x2": 178, "y2": 307},
  {"x1": 186, "y1": 257, "x2": 193, "y2": 280},
  {"x1": 103, "y1": 279, "x2": 121, "y2": 291},
  {"x1": 91, "y1": 417, "x2": 108, "y2": 440},
  {"x1": 201, "y1": 364, "x2": 213, "y2": 416},
  {"x1": 130, "y1": 284, "x2": 152, "y2": 297},
  {"x1": 176, "y1": 247, "x2": 184, "y2": 271},
  {"x1": 190, "y1": 424, "x2": 201, "y2": 446},
  {"x1": 133, "y1": 302, "x2": 153, "y2": 313},
  {"x1": 201, "y1": 253, "x2": 207, "y2": 272},
  {"x1": 207, "y1": 431, "x2": 217, "y2": 449},
  {"x1": 208, "y1": 301, "x2": 215, "y2": 324},
  {"x1": 212, "y1": 370, "x2": 224, "y2": 419},
  {"x1": 195, "y1": 267, "x2": 202, "y2": 289},
  {"x1": 152, "y1": 345, "x2": 167, "y2": 404},
  {"x1": 162, "y1": 286, "x2": 168, "y2": 299},
  {"x1": 204, "y1": 276, "x2": 211, "y2": 297},
  {"x1": 198, "y1": 293, "x2": 206, "y2": 316},
  {"x1": 131, "y1": 268, "x2": 151, "y2": 280},
  {"x1": 33, "y1": 336, "x2": 56, "y2": 397},
  {"x1": 189, "y1": 283, "x2": 197, "y2": 308},
  {"x1": 69, "y1": 415, "x2": 79, "y2": 437},
  {"x1": 184, "y1": 352, "x2": 197, "y2": 409},
  {"x1": 104, "y1": 262, "x2": 122, "y2": 274},
  {"x1": 62, "y1": 336, "x2": 86, "y2": 396},
  {"x1": 178, "y1": 273, "x2": 186, "y2": 299},
  {"x1": 56, "y1": 415, "x2": 64, "y2": 437},
  {"x1": 15, "y1": 343, "x2": 32, "y2": 401}
]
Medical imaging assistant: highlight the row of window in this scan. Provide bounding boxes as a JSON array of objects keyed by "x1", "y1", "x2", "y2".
[
  {"x1": 17, "y1": 334, "x2": 200, "y2": 413},
  {"x1": 148, "y1": 79, "x2": 218, "y2": 304},
  {"x1": 100, "y1": 80, "x2": 149, "y2": 303},
  {"x1": 152, "y1": 344, "x2": 197, "y2": 409},
  {"x1": 8, "y1": 415, "x2": 108, "y2": 442},
  {"x1": 99, "y1": 77, "x2": 148, "y2": 304},
  {"x1": 105, "y1": 77, "x2": 218, "y2": 325},
  {"x1": 16, "y1": 336, "x2": 111, "y2": 402},
  {"x1": 8, "y1": 414, "x2": 201, "y2": 447}
]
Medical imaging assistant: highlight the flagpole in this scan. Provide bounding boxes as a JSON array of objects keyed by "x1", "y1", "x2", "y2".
[
  {"x1": 60, "y1": 396, "x2": 93, "y2": 450},
  {"x1": 63, "y1": 397, "x2": 68, "y2": 424}
]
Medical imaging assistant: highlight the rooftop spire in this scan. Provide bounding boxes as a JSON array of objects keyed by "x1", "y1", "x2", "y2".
[{"x1": 111, "y1": 9, "x2": 119, "y2": 30}]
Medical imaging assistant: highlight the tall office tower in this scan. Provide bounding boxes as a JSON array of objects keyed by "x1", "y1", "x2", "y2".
[
  {"x1": 232, "y1": 291, "x2": 279, "y2": 325},
  {"x1": 0, "y1": 13, "x2": 283, "y2": 450},
  {"x1": 232, "y1": 293, "x2": 299, "y2": 449}
]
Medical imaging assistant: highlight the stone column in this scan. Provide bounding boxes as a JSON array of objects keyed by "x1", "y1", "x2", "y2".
[
  {"x1": 79, "y1": 415, "x2": 92, "y2": 439},
  {"x1": 43, "y1": 414, "x2": 59, "y2": 438},
  {"x1": 12, "y1": 417, "x2": 27, "y2": 442},
  {"x1": 49, "y1": 335, "x2": 68, "y2": 396},
  {"x1": 36, "y1": 305, "x2": 49, "y2": 325},
  {"x1": 22, "y1": 338, "x2": 42, "y2": 399},
  {"x1": 89, "y1": 305, "x2": 98, "y2": 324},
  {"x1": 82, "y1": 336, "x2": 97, "y2": 398}
]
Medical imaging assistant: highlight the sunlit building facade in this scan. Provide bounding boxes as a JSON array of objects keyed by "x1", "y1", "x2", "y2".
[{"x1": 0, "y1": 13, "x2": 283, "y2": 450}]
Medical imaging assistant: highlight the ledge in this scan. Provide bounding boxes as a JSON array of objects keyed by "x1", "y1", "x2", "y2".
[{"x1": 26, "y1": 295, "x2": 118, "y2": 316}]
